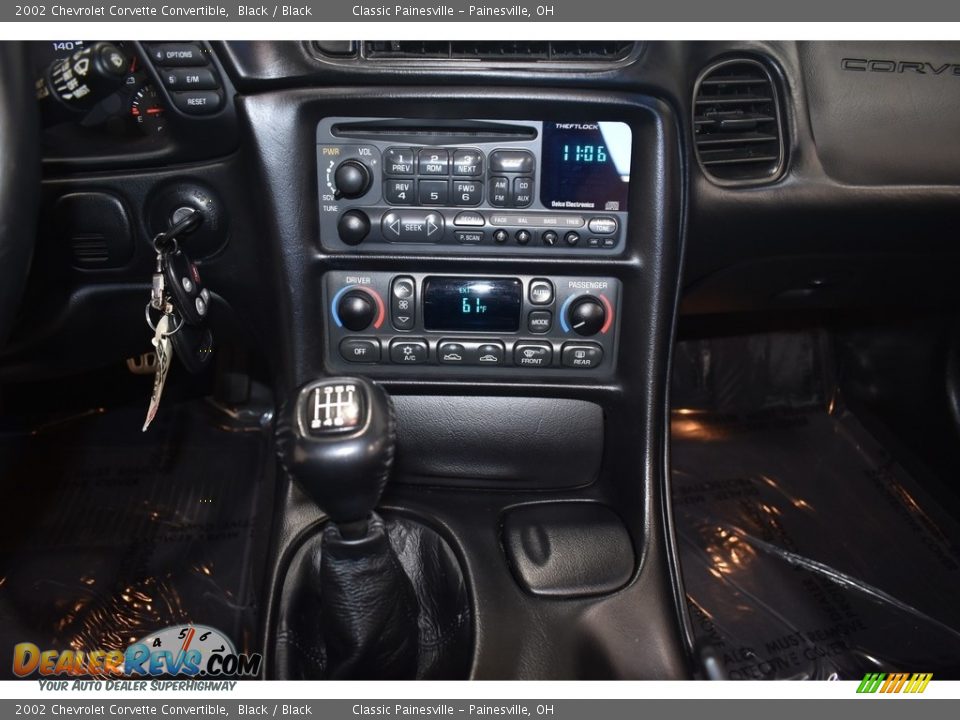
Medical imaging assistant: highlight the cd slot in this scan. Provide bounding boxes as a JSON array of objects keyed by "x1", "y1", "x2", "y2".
[{"x1": 331, "y1": 119, "x2": 537, "y2": 145}]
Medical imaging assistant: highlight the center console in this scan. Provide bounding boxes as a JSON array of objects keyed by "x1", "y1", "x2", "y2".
[{"x1": 244, "y1": 86, "x2": 688, "y2": 679}]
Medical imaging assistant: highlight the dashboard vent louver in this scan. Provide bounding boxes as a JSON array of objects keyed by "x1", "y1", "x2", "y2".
[
  {"x1": 362, "y1": 41, "x2": 635, "y2": 63},
  {"x1": 693, "y1": 58, "x2": 786, "y2": 184}
]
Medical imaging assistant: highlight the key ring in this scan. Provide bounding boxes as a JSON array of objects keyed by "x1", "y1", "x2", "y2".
[
  {"x1": 153, "y1": 235, "x2": 178, "y2": 255},
  {"x1": 144, "y1": 302, "x2": 184, "y2": 337}
]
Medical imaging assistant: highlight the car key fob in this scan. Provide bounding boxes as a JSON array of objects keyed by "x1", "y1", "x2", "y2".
[
  {"x1": 163, "y1": 248, "x2": 210, "y2": 326},
  {"x1": 169, "y1": 318, "x2": 214, "y2": 374}
]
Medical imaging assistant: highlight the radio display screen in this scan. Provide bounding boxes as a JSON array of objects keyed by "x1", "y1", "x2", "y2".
[
  {"x1": 539, "y1": 121, "x2": 632, "y2": 212},
  {"x1": 423, "y1": 277, "x2": 522, "y2": 332}
]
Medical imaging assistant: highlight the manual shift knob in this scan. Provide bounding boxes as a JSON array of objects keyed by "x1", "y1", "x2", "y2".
[{"x1": 276, "y1": 377, "x2": 395, "y2": 529}]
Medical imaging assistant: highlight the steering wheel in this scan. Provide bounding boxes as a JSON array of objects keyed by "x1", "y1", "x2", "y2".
[{"x1": 0, "y1": 42, "x2": 40, "y2": 348}]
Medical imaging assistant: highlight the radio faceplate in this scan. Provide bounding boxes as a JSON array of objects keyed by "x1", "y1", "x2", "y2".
[
  {"x1": 316, "y1": 118, "x2": 632, "y2": 255},
  {"x1": 324, "y1": 272, "x2": 621, "y2": 377}
]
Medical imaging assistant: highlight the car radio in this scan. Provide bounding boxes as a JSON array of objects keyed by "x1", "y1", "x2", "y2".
[
  {"x1": 324, "y1": 272, "x2": 620, "y2": 376},
  {"x1": 316, "y1": 118, "x2": 632, "y2": 254}
]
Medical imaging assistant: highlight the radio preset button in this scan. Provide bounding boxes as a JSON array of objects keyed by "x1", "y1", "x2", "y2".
[
  {"x1": 384, "y1": 148, "x2": 415, "y2": 175},
  {"x1": 490, "y1": 177, "x2": 509, "y2": 207},
  {"x1": 588, "y1": 217, "x2": 618, "y2": 235},
  {"x1": 490, "y1": 150, "x2": 534, "y2": 174},
  {"x1": 514, "y1": 342, "x2": 552, "y2": 368},
  {"x1": 340, "y1": 338, "x2": 381, "y2": 363},
  {"x1": 384, "y1": 179, "x2": 415, "y2": 205},
  {"x1": 561, "y1": 343, "x2": 603, "y2": 369},
  {"x1": 454, "y1": 211, "x2": 485, "y2": 226},
  {"x1": 528, "y1": 311, "x2": 553, "y2": 334},
  {"x1": 529, "y1": 279, "x2": 554, "y2": 305},
  {"x1": 493, "y1": 229, "x2": 509, "y2": 244},
  {"x1": 418, "y1": 180, "x2": 449, "y2": 205},
  {"x1": 452, "y1": 149, "x2": 484, "y2": 177},
  {"x1": 453, "y1": 180, "x2": 483, "y2": 206},
  {"x1": 418, "y1": 149, "x2": 449, "y2": 175},
  {"x1": 515, "y1": 229, "x2": 532, "y2": 245},
  {"x1": 512, "y1": 177, "x2": 534, "y2": 208},
  {"x1": 564, "y1": 231, "x2": 581, "y2": 247},
  {"x1": 381, "y1": 211, "x2": 444, "y2": 242},
  {"x1": 390, "y1": 339, "x2": 428, "y2": 364},
  {"x1": 456, "y1": 231, "x2": 484, "y2": 244}
]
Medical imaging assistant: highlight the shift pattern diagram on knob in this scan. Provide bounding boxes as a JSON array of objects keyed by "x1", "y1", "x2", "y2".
[{"x1": 309, "y1": 382, "x2": 364, "y2": 434}]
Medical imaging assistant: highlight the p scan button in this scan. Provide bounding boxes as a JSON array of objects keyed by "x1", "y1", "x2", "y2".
[{"x1": 340, "y1": 338, "x2": 381, "y2": 363}]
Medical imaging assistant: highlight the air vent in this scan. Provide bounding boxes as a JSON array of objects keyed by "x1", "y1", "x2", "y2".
[
  {"x1": 693, "y1": 58, "x2": 786, "y2": 185},
  {"x1": 361, "y1": 41, "x2": 635, "y2": 63}
]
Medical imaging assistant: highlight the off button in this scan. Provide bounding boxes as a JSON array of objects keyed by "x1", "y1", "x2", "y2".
[{"x1": 339, "y1": 338, "x2": 381, "y2": 363}]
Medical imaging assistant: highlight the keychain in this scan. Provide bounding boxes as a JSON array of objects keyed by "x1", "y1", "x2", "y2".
[{"x1": 142, "y1": 210, "x2": 214, "y2": 430}]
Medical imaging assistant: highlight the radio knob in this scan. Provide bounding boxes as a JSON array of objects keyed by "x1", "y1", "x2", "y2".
[
  {"x1": 567, "y1": 296, "x2": 606, "y2": 337},
  {"x1": 333, "y1": 160, "x2": 372, "y2": 199},
  {"x1": 337, "y1": 209, "x2": 371, "y2": 245},
  {"x1": 337, "y1": 290, "x2": 376, "y2": 331}
]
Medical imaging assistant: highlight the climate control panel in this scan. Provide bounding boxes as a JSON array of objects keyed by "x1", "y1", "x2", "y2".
[
  {"x1": 317, "y1": 117, "x2": 632, "y2": 255},
  {"x1": 324, "y1": 272, "x2": 620, "y2": 376}
]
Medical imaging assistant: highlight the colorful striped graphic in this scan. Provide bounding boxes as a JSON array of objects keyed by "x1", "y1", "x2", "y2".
[{"x1": 857, "y1": 672, "x2": 933, "y2": 694}]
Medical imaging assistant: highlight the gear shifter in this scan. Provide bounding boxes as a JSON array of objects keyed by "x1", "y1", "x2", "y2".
[
  {"x1": 278, "y1": 377, "x2": 395, "y2": 538},
  {"x1": 274, "y1": 375, "x2": 471, "y2": 680},
  {"x1": 275, "y1": 377, "x2": 420, "y2": 678}
]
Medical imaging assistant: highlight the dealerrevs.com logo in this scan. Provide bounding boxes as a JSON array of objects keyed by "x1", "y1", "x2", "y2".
[{"x1": 12, "y1": 624, "x2": 262, "y2": 679}]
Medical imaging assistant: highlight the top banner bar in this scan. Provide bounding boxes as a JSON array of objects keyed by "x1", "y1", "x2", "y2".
[{"x1": 8, "y1": 0, "x2": 960, "y2": 22}]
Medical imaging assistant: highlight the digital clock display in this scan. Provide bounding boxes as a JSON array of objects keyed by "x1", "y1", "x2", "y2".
[
  {"x1": 540, "y1": 121, "x2": 632, "y2": 212},
  {"x1": 423, "y1": 277, "x2": 522, "y2": 332}
]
